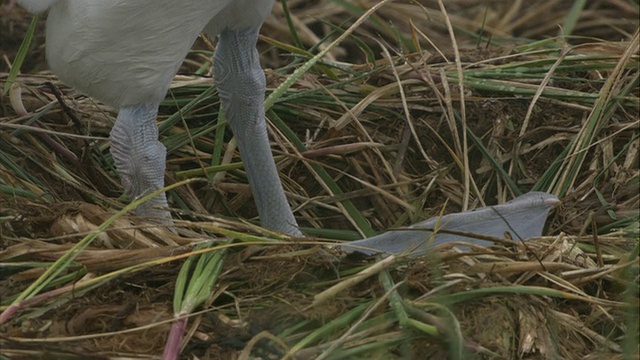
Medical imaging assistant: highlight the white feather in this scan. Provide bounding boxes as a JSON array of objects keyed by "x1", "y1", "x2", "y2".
[{"x1": 42, "y1": 0, "x2": 274, "y2": 107}]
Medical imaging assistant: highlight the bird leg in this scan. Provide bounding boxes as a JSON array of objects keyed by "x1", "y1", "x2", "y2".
[
  {"x1": 214, "y1": 28, "x2": 301, "y2": 236},
  {"x1": 110, "y1": 102, "x2": 172, "y2": 222},
  {"x1": 210, "y1": 28, "x2": 557, "y2": 251}
]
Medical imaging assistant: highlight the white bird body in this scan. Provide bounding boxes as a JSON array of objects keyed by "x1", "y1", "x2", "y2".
[{"x1": 24, "y1": 0, "x2": 273, "y2": 107}]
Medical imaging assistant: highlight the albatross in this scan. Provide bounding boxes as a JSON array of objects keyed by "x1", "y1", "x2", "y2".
[{"x1": 15, "y1": 0, "x2": 558, "y2": 255}]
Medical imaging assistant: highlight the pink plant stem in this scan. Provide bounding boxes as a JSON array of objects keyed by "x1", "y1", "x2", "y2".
[{"x1": 162, "y1": 315, "x2": 188, "y2": 360}]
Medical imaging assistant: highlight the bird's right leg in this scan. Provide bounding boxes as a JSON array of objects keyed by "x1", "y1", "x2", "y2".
[{"x1": 110, "y1": 102, "x2": 172, "y2": 222}]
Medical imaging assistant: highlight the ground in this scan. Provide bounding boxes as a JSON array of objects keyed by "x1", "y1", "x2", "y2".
[{"x1": 0, "y1": 1, "x2": 638, "y2": 359}]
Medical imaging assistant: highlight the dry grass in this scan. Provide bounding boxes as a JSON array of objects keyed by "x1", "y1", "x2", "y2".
[{"x1": 0, "y1": 0, "x2": 638, "y2": 359}]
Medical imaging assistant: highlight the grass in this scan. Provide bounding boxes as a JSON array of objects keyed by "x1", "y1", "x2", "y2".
[{"x1": 0, "y1": 0, "x2": 638, "y2": 359}]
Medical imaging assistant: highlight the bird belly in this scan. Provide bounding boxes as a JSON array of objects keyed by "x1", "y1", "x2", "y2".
[
  {"x1": 204, "y1": 0, "x2": 275, "y2": 38},
  {"x1": 45, "y1": 0, "x2": 231, "y2": 107}
]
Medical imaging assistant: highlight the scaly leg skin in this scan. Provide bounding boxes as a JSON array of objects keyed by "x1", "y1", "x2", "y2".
[
  {"x1": 110, "y1": 102, "x2": 172, "y2": 223},
  {"x1": 214, "y1": 28, "x2": 302, "y2": 236}
]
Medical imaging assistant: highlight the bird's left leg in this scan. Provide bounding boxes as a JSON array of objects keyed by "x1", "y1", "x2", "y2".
[
  {"x1": 110, "y1": 102, "x2": 172, "y2": 222},
  {"x1": 214, "y1": 28, "x2": 301, "y2": 236}
]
